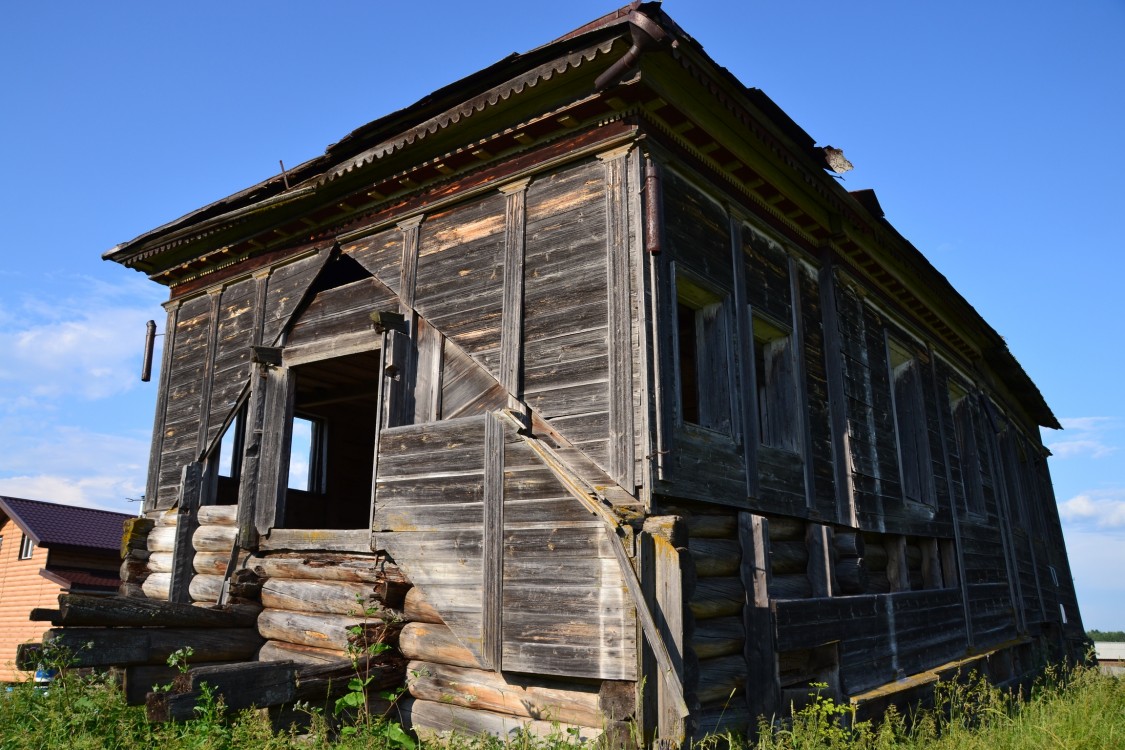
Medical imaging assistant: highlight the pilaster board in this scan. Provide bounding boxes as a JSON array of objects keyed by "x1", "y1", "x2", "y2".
[
  {"x1": 497, "y1": 176, "x2": 532, "y2": 195},
  {"x1": 596, "y1": 143, "x2": 634, "y2": 162},
  {"x1": 396, "y1": 214, "x2": 425, "y2": 231}
]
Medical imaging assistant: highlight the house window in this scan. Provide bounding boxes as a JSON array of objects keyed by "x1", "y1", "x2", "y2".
[
  {"x1": 949, "y1": 385, "x2": 985, "y2": 517},
  {"x1": 288, "y1": 415, "x2": 326, "y2": 493},
  {"x1": 675, "y1": 275, "x2": 731, "y2": 434},
  {"x1": 887, "y1": 339, "x2": 933, "y2": 506},
  {"x1": 212, "y1": 404, "x2": 247, "y2": 505},
  {"x1": 752, "y1": 315, "x2": 799, "y2": 452},
  {"x1": 18, "y1": 533, "x2": 34, "y2": 560}
]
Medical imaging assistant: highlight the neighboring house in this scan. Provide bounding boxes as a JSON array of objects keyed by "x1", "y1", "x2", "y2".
[
  {"x1": 1095, "y1": 642, "x2": 1125, "y2": 676},
  {"x1": 0, "y1": 496, "x2": 130, "y2": 681},
  {"x1": 99, "y1": 3, "x2": 1085, "y2": 744}
]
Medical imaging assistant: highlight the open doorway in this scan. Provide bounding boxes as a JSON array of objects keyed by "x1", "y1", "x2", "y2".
[{"x1": 282, "y1": 349, "x2": 380, "y2": 529}]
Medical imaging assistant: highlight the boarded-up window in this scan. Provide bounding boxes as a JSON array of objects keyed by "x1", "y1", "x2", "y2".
[
  {"x1": 675, "y1": 275, "x2": 731, "y2": 434},
  {"x1": 753, "y1": 315, "x2": 799, "y2": 452},
  {"x1": 888, "y1": 340, "x2": 932, "y2": 506},
  {"x1": 950, "y1": 386, "x2": 985, "y2": 517}
]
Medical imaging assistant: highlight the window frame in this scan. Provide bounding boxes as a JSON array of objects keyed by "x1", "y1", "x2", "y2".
[{"x1": 18, "y1": 533, "x2": 34, "y2": 560}]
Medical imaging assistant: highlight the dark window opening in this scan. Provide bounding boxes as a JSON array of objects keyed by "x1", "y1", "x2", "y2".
[
  {"x1": 888, "y1": 340, "x2": 932, "y2": 506},
  {"x1": 753, "y1": 315, "x2": 798, "y2": 452},
  {"x1": 18, "y1": 533, "x2": 34, "y2": 560},
  {"x1": 675, "y1": 276, "x2": 731, "y2": 434},
  {"x1": 283, "y1": 350, "x2": 380, "y2": 529}
]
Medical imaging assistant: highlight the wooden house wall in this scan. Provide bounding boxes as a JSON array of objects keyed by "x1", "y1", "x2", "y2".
[
  {"x1": 373, "y1": 415, "x2": 636, "y2": 681},
  {"x1": 645, "y1": 158, "x2": 1083, "y2": 707},
  {"x1": 653, "y1": 167, "x2": 842, "y2": 525},
  {"x1": 522, "y1": 161, "x2": 611, "y2": 466},
  {"x1": 0, "y1": 521, "x2": 61, "y2": 682},
  {"x1": 135, "y1": 153, "x2": 645, "y2": 685},
  {"x1": 204, "y1": 277, "x2": 256, "y2": 450},
  {"x1": 656, "y1": 169, "x2": 746, "y2": 505},
  {"x1": 146, "y1": 249, "x2": 330, "y2": 512},
  {"x1": 153, "y1": 294, "x2": 213, "y2": 510}
]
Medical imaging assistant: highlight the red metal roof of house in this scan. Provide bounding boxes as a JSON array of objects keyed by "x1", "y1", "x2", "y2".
[
  {"x1": 38, "y1": 566, "x2": 122, "y2": 592},
  {"x1": 0, "y1": 496, "x2": 133, "y2": 552}
]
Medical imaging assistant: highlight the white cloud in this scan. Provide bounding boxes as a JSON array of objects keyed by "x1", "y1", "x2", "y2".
[
  {"x1": 1059, "y1": 417, "x2": 1115, "y2": 432},
  {"x1": 0, "y1": 422, "x2": 150, "y2": 513},
  {"x1": 1058, "y1": 488, "x2": 1125, "y2": 529},
  {"x1": 1045, "y1": 416, "x2": 1119, "y2": 459},
  {"x1": 0, "y1": 474, "x2": 142, "y2": 514},
  {"x1": 0, "y1": 273, "x2": 165, "y2": 409}
]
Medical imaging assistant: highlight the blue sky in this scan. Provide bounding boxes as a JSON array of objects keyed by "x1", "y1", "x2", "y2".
[{"x1": 1, "y1": 1, "x2": 1122, "y2": 628}]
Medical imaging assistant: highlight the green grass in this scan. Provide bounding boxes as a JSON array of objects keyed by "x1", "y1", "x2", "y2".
[{"x1": 0, "y1": 662, "x2": 1121, "y2": 749}]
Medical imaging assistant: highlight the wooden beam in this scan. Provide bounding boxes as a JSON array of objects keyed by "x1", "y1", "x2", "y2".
[
  {"x1": 739, "y1": 512, "x2": 780, "y2": 722},
  {"x1": 22, "y1": 627, "x2": 262, "y2": 669},
  {"x1": 168, "y1": 462, "x2": 202, "y2": 603},
  {"x1": 601, "y1": 147, "x2": 637, "y2": 489},
  {"x1": 482, "y1": 413, "x2": 504, "y2": 671},
  {"x1": 498, "y1": 178, "x2": 529, "y2": 413},
  {"x1": 55, "y1": 593, "x2": 258, "y2": 628},
  {"x1": 146, "y1": 661, "x2": 298, "y2": 722}
]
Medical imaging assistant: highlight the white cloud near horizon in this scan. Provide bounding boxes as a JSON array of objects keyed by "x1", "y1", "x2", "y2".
[
  {"x1": 1058, "y1": 488, "x2": 1125, "y2": 529},
  {"x1": 0, "y1": 421, "x2": 150, "y2": 513},
  {"x1": 0, "y1": 474, "x2": 143, "y2": 514},
  {"x1": 1045, "y1": 416, "x2": 1119, "y2": 459}
]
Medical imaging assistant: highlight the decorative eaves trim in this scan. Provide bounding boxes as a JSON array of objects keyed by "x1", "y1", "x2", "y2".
[{"x1": 317, "y1": 38, "x2": 621, "y2": 186}]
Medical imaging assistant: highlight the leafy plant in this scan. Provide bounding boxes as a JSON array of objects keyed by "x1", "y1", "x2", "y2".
[{"x1": 332, "y1": 593, "x2": 414, "y2": 748}]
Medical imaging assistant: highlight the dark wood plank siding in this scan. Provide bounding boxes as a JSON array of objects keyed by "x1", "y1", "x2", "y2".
[
  {"x1": 775, "y1": 589, "x2": 968, "y2": 695},
  {"x1": 262, "y1": 251, "x2": 329, "y2": 345},
  {"x1": 833, "y1": 275, "x2": 902, "y2": 530},
  {"x1": 414, "y1": 194, "x2": 507, "y2": 367},
  {"x1": 523, "y1": 160, "x2": 611, "y2": 466},
  {"x1": 205, "y1": 277, "x2": 257, "y2": 448},
  {"x1": 656, "y1": 167, "x2": 745, "y2": 506},
  {"x1": 156, "y1": 294, "x2": 213, "y2": 509},
  {"x1": 343, "y1": 227, "x2": 402, "y2": 296},
  {"x1": 285, "y1": 276, "x2": 398, "y2": 348},
  {"x1": 663, "y1": 170, "x2": 731, "y2": 292},
  {"x1": 796, "y1": 263, "x2": 837, "y2": 516}
]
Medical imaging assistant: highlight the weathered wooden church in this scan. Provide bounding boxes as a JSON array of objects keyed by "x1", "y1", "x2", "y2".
[{"x1": 63, "y1": 2, "x2": 1087, "y2": 745}]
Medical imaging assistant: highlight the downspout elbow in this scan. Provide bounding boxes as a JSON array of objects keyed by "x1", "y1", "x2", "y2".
[{"x1": 594, "y1": 12, "x2": 668, "y2": 91}]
